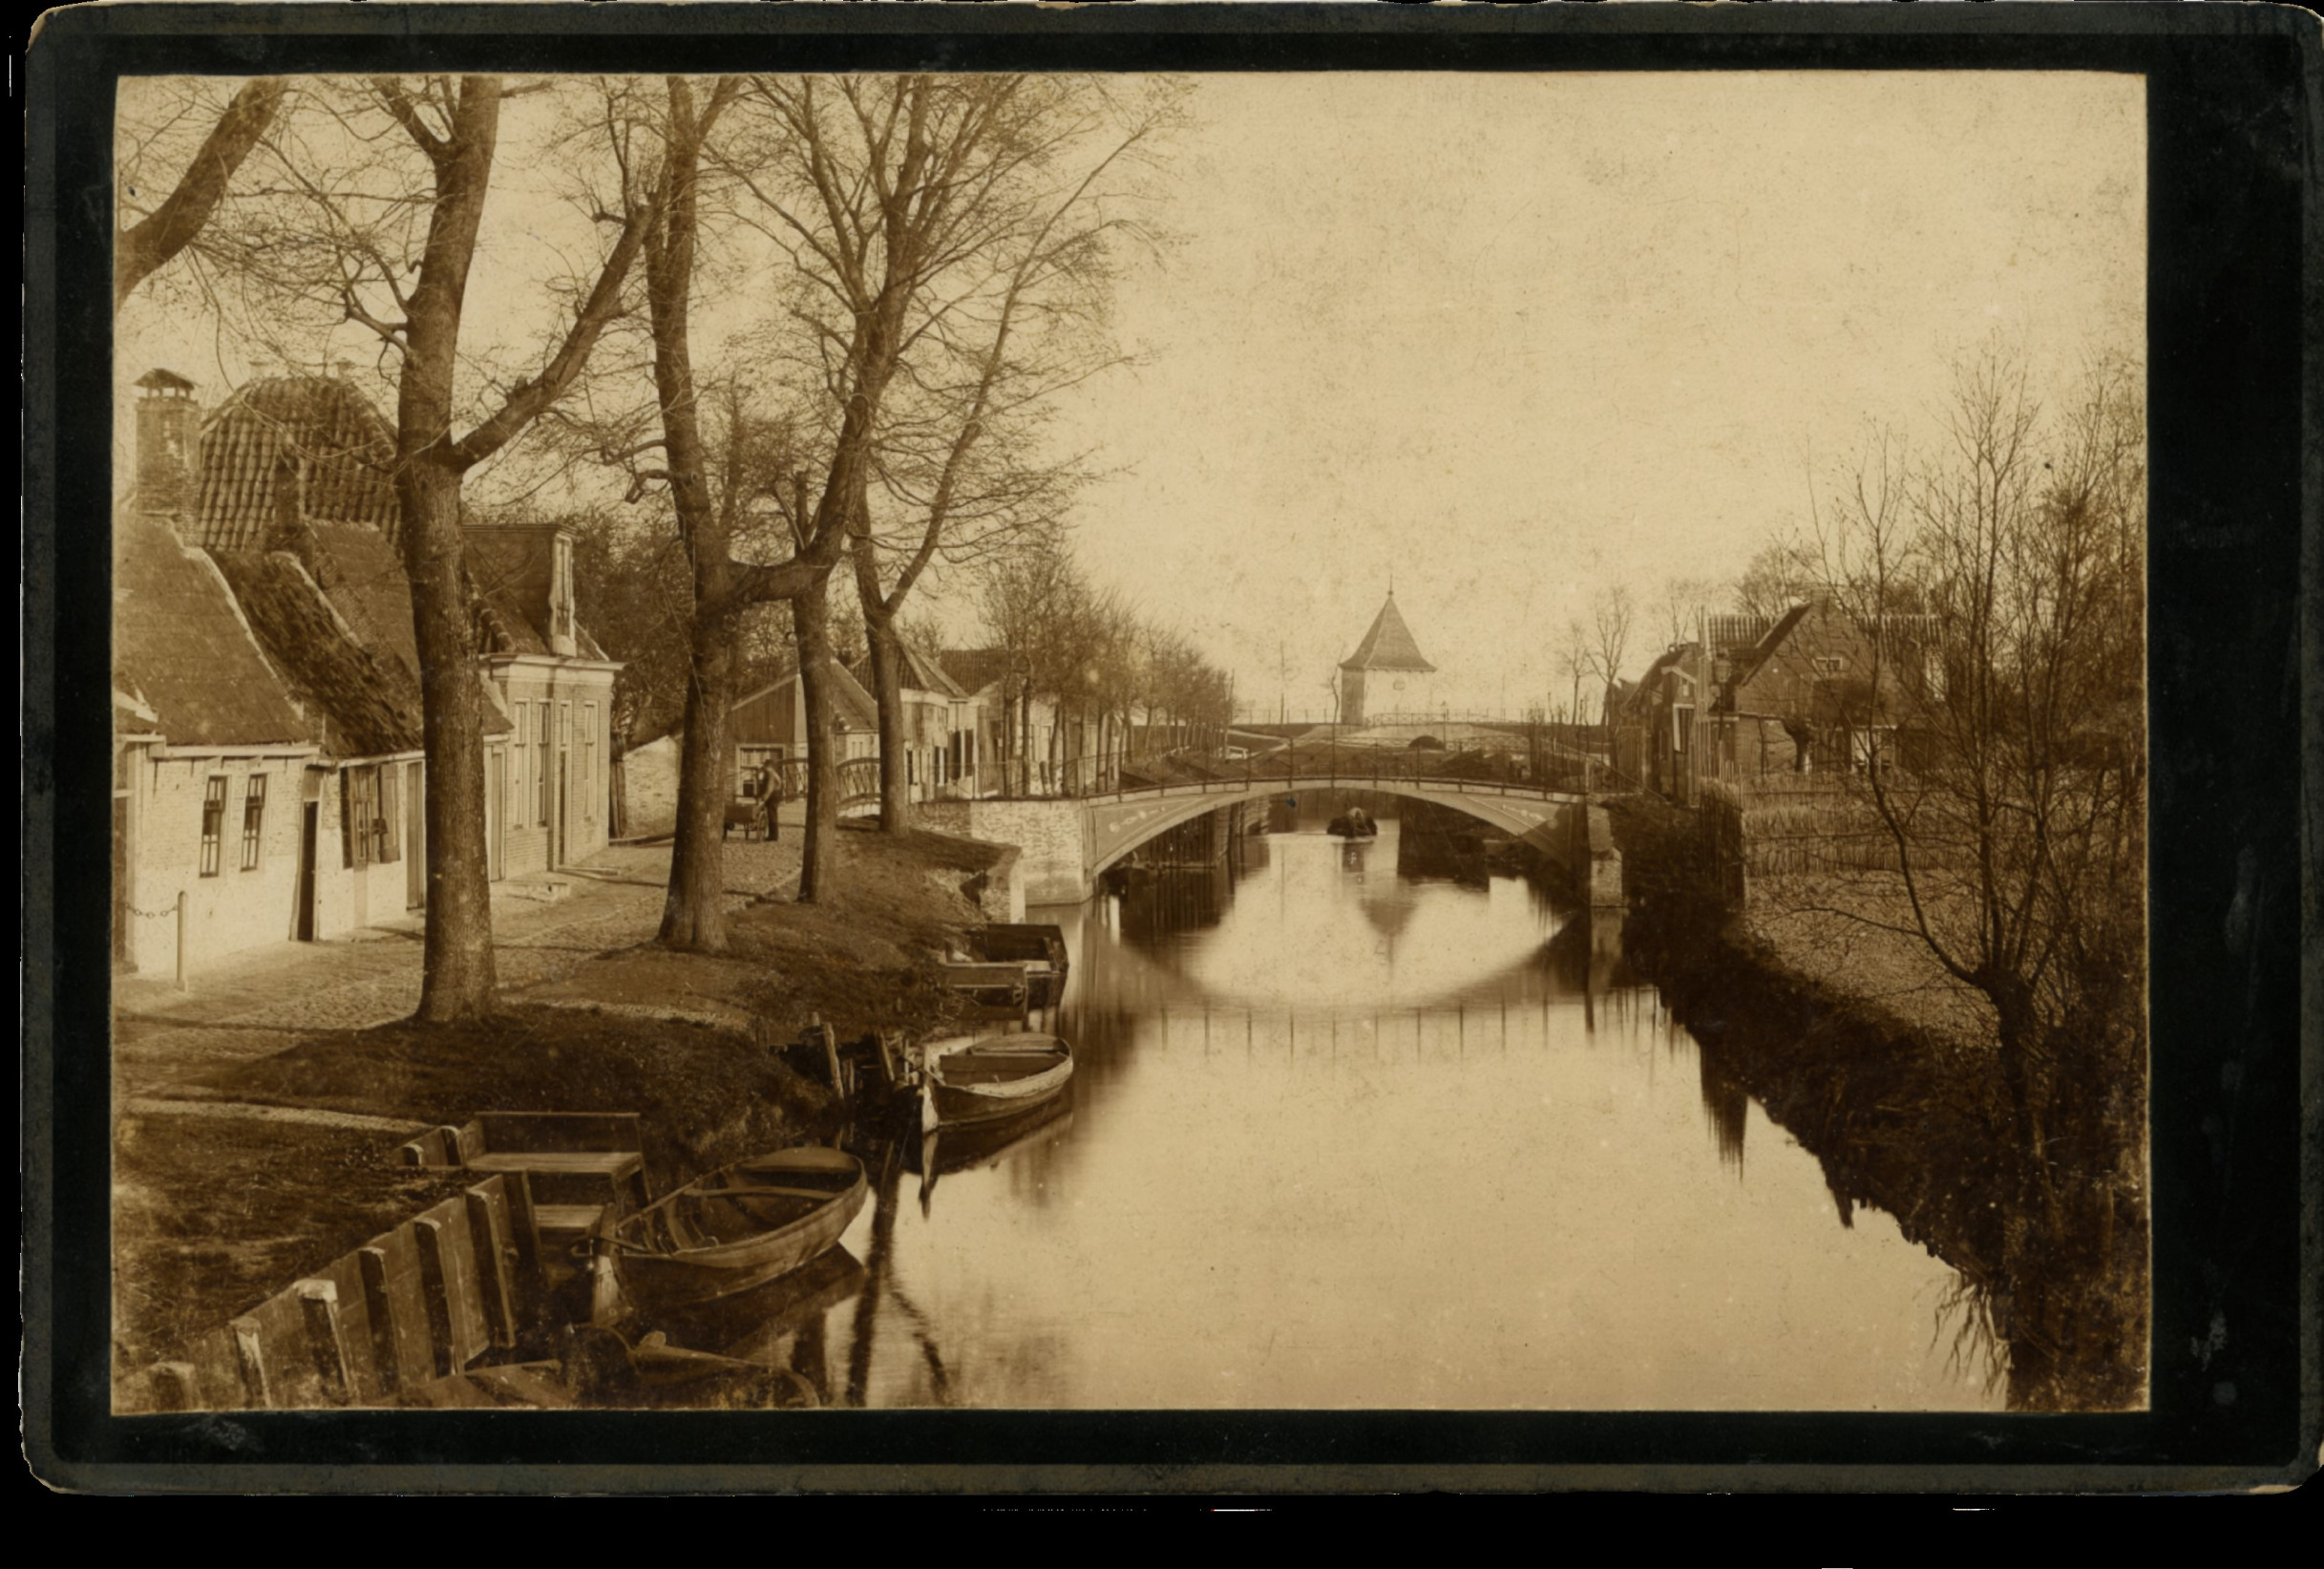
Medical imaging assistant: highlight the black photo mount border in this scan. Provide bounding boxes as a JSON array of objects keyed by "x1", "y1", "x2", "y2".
[{"x1": 25, "y1": 2, "x2": 2320, "y2": 1495}]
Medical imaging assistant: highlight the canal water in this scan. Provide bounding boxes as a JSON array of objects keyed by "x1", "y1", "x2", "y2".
[{"x1": 794, "y1": 813, "x2": 2003, "y2": 1410}]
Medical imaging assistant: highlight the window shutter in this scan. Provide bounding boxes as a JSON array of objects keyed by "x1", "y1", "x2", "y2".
[{"x1": 378, "y1": 763, "x2": 400, "y2": 862}]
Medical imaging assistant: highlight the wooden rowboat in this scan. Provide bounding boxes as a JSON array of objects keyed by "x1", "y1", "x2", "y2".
[
  {"x1": 592, "y1": 1147, "x2": 868, "y2": 1318},
  {"x1": 922, "y1": 1032, "x2": 1075, "y2": 1127}
]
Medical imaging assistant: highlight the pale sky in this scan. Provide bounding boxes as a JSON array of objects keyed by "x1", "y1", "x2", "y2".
[
  {"x1": 116, "y1": 71, "x2": 2144, "y2": 717},
  {"x1": 1056, "y1": 72, "x2": 2144, "y2": 716}
]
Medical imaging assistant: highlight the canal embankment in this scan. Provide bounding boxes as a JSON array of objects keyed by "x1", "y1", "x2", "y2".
[
  {"x1": 1603, "y1": 792, "x2": 2146, "y2": 1410},
  {"x1": 112, "y1": 824, "x2": 1016, "y2": 1389}
]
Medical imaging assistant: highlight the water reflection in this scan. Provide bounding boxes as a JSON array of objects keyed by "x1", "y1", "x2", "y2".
[{"x1": 756, "y1": 819, "x2": 1997, "y2": 1410}]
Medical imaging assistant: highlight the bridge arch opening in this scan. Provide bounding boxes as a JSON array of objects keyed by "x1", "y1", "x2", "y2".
[{"x1": 1085, "y1": 780, "x2": 1582, "y2": 881}]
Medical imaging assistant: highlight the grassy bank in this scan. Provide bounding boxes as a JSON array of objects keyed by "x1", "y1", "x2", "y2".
[{"x1": 112, "y1": 826, "x2": 1012, "y2": 1384}]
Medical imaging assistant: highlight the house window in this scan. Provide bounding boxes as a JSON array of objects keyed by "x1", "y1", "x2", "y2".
[
  {"x1": 537, "y1": 701, "x2": 552, "y2": 826},
  {"x1": 200, "y1": 775, "x2": 227, "y2": 877},
  {"x1": 241, "y1": 774, "x2": 267, "y2": 871},
  {"x1": 1813, "y1": 655, "x2": 1848, "y2": 676},
  {"x1": 907, "y1": 750, "x2": 917, "y2": 786},
  {"x1": 582, "y1": 701, "x2": 598, "y2": 813},
  {"x1": 340, "y1": 765, "x2": 399, "y2": 868},
  {"x1": 1673, "y1": 706, "x2": 1695, "y2": 754}
]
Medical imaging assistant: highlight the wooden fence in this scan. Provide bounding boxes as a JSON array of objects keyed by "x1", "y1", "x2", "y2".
[{"x1": 133, "y1": 1171, "x2": 550, "y2": 1412}]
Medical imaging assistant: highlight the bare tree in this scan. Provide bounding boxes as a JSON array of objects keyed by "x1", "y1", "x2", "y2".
[
  {"x1": 115, "y1": 78, "x2": 289, "y2": 312},
  {"x1": 1586, "y1": 586, "x2": 1635, "y2": 730},
  {"x1": 1656, "y1": 575, "x2": 1718, "y2": 650},
  {"x1": 193, "y1": 77, "x2": 663, "y2": 1020},
  {"x1": 719, "y1": 74, "x2": 1183, "y2": 833},
  {"x1": 1802, "y1": 349, "x2": 2146, "y2": 1402},
  {"x1": 624, "y1": 75, "x2": 877, "y2": 947},
  {"x1": 1732, "y1": 535, "x2": 1822, "y2": 623},
  {"x1": 1554, "y1": 617, "x2": 1593, "y2": 732}
]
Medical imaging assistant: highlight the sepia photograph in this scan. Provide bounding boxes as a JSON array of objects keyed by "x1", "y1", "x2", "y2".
[
  {"x1": 27, "y1": 1, "x2": 2316, "y2": 1494},
  {"x1": 100, "y1": 59, "x2": 2153, "y2": 1418}
]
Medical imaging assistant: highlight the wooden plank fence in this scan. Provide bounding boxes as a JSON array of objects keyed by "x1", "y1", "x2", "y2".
[{"x1": 135, "y1": 1171, "x2": 549, "y2": 1412}]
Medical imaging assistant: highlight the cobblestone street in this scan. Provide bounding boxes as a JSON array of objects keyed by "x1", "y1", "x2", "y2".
[{"x1": 113, "y1": 827, "x2": 805, "y2": 1103}]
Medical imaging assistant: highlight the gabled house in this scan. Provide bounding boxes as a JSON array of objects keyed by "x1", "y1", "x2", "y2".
[
  {"x1": 1710, "y1": 599, "x2": 1922, "y2": 778},
  {"x1": 113, "y1": 506, "x2": 324, "y2": 973},
  {"x1": 731, "y1": 663, "x2": 880, "y2": 801},
  {"x1": 1618, "y1": 596, "x2": 1929, "y2": 804},
  {"x1": 849, "y1": 640, "x2": 991, "y2": 801},
  {"x1": 936, "y1": 647, "x2": 1102, "y2": 798},
  {"x1": 115, "y1": 368, "x2": 623, "y2": 972}
]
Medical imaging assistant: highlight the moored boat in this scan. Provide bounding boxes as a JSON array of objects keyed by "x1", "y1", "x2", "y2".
[
  {"x1": 592, "y1": 1147, "x2": 868, "y2": 1318},
  {"x1": 1327, "y1": 808, "x2": 1378, "y2": 838},
  {"x1": 922, "y1": 1031, "x2": 1075, "y2": 1126}
]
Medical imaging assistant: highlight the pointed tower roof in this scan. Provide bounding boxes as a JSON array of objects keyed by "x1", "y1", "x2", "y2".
[{"x1": 1339, "y1": 592, "x2": 1436, "y2": 673}]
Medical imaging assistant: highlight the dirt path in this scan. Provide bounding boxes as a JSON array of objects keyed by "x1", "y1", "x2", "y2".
[{"x1": 114, "y1": 838, "x2": 802, "y2": 1101}]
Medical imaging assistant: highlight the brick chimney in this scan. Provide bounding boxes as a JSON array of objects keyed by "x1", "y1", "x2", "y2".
[{"x1": 134, "y1": 368, "x2": 200, "y2": 523}]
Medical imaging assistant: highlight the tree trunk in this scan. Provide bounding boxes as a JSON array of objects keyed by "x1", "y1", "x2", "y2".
[
  {"x1": 660, "y1": 607, "x2": 740, "y2": 951},
  {"x1": 402, "y1": 458, "x2": 499, "y2": 1023},
  {"x1": 792, "y1": 574, "x2": 840, "y2": 903},
  {"x1": 863, "y1": 615, "x2": 915, "y2": 835}
]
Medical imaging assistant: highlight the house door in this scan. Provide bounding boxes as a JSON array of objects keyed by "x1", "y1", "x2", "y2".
[
  {"x1": 488, "y1": 751, "x2": 505, "y2": 880},
  {"x1": 112, "y1": 793, "x2": 132, "y2": 972},
  {"x1": 405, "y1": 760, "x2": 426, "y2": 909},
  {"x1": 296, "y1": 803, "x2": 319, "y2": 942}
]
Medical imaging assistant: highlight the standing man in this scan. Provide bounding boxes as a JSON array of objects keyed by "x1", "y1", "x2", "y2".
[{"x1": 757, "y1": 761, "x2": 783, "y2": 841}]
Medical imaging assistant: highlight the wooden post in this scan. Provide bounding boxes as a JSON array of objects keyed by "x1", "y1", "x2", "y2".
[
  {"x1": 466, "y1": 1184, "x2": 519, "y2": 1349},
  {"x1": 229, "y1": 1314, "x2": 272, "y2": 1409},
  {"x1": 175, "y1": 887, "x2": 188, "y2": 990},
  {"x1": 296, "y1": 1279, "x2": 353, "y2": 1407},
  {"x1": 412, "y1": 1216, "x2": 459, "y2": 1378},
  {"x1": 356, "y1": 1246, "x2": 403, "y2": 1396}
]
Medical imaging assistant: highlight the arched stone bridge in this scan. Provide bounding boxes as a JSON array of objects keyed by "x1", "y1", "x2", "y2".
[{"x1": 921, "y1": 774, "x2": 1622, "y2": 910}]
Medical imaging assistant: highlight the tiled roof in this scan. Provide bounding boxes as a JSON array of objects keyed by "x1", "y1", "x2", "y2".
[
  {"x1": 938, "y1": 647, "x2": 1017, "y2": 695},
  {"x1": 113, "y1": 507, "x2": 319, "y2": 749},
  {"x1": 1341, "y1": 594, "x2": 1436, "y2": 673},
  {"x1": 195, "y1": 376, "x2": 399, "y2": 552},
  {"x1": 849, "y1": 640, "x2": 966, "y2": 701}
]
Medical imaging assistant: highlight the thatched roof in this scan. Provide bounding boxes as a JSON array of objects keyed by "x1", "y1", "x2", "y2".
[
  {"x1": 112, "y1": 508, "x2": 318, "y2": 749},
  {"x1": 205, "y1": 549, "x2": 427, "y2": 758},
  {"x1": 206, "y1": 536, "x2": 511, "y2": 758}
]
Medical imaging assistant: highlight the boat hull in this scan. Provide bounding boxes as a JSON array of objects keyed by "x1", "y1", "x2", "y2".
[
  {"x1": 925, "y1": 1033, "x2": 1076, "y2": 1127},
  {"x1": 605, "y1": 1148, "x2": 869, "y2": 1318}
]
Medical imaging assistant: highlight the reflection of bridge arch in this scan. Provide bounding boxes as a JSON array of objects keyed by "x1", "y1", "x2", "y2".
[{"x1": 1083, "y1": 778, "x2": 1587, "y2": 880}]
